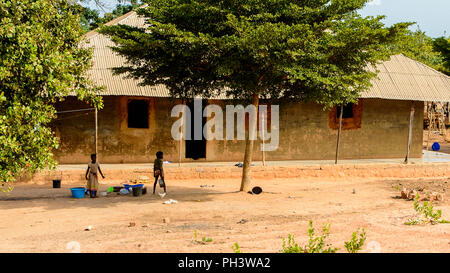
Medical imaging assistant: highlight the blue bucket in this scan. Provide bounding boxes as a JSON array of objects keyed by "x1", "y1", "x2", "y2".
[
  {"x1": 71, "y1": 187, "x2": 85, "y2": 199},
  {"x1": 432, "y1": 142, "x2": 440, "y2": 151}
]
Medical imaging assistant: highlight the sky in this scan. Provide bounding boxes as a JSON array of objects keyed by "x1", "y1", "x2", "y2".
[
  {"x1": 85, "y1": 0, "x2": 450, "y2": 38},
  {"x1": 361, "y1": 0, "x2": 449, "y2": 37}
]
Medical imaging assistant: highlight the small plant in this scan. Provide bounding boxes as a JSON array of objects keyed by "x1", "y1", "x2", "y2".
[
  {"x1": 281, "y1": 234, "x2": 302, "y2": 253},
  {"x1": 405, "y1": 194, "x2": 450, "y2": 225},
  {"x1": 193, "y1": 229, "x2": 213, "y2": 244},
  {"x1": 281, "y1": 221, "x2": 338, "y2": 253},
  {"x1": 194, "y1": 229, "x2": 198, "y2": 241},
  {"x1": 344, "y1": 229, "x2": 366, "y2": 253},
  {"x1": 232, "y1": 243, "x2": 241, "y2": 253},
  {"x1": 202, "y1": 237, "x2": 213, "y2": 243}
]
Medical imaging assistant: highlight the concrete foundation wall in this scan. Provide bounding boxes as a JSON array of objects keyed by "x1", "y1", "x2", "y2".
[{"x1": 52, "y1": 97, "x2": 423, "y2": 164}]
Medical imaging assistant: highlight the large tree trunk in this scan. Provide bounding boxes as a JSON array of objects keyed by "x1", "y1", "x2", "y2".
[{"x1": 240, "y1": 93, "x2": 259, "y2": 191}]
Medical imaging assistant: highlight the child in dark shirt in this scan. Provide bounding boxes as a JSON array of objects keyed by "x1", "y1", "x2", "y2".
[{"x1": 153, "y1": 151, "x2": 167, "y2": 194}]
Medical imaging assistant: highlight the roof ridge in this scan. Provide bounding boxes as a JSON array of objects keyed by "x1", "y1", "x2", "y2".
[{"x1": 83, "y1": 4, "x2": 148, "y2": 40}]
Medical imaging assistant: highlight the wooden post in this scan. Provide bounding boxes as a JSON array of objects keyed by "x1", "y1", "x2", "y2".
[
  {"x1": 179, "y1": 99, "x2": 184, "y2": 167},
  {"x1": 426, "y1": 104, "x2": 433, "y2": 151},
  {"x1": 261, "y1": 112, "x2": 266, "y2": 166},
  {"x1": 94, "y1": 107, "x2": 98, "y2": 155},
  {"x1": 335, "y1": 104, "x2": 344, "y2": 165},
  {"x1": 404, "y1": 101, "x2": 415, "y2": 164}
]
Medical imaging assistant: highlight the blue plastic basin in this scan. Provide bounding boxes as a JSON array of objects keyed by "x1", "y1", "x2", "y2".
[
  {"x1": 71, "y1": 187, "x2": 85, "y2": 199},
  {"x1": 123, "y1": 184, "x2": 144, "y2": 191}
]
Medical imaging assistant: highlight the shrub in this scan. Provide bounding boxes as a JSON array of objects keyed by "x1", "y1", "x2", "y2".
[
  {"x1": 281, "y1": 221, "x2": 338, "y2": 253},
  {"x1": 344, "y1": 229, "x2": 366, "y2": 253},
  {"x1": 405, "y1": 194, "x2": 450, "y2": 225}
]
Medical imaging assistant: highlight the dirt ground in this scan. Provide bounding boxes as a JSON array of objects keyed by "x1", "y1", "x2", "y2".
[{"x1": 1, "y1": 176, "x2": 449, "y2": 253}]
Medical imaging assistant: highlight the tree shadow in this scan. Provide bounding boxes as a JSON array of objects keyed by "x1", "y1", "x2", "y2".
[{"x1": 0, "y1": 183, "x2": 242, "y2": 211}]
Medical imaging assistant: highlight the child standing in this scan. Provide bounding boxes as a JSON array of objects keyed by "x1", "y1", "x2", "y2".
[
  {"x1": 85, "y1": 154, "x2": 105, "y2": 198},
  {"x1": 153, "y1": 151, "x2": 167, "y2": 194}
]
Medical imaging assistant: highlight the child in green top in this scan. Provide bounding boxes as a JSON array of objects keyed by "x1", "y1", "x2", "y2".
[{"x1": 153, "y1": 151, "x2": 167, "y2": 194}]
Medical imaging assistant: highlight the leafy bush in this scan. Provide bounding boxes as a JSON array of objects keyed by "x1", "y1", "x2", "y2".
[
  {"x1": 344, "y1": 229, "x2": 366, "y2": 253},
  {"x1": 281, "y1": 234, "x2": 303, "y2": 253},
  {"x1": 281, "y1": 221, "x2": 338, "y2": 253},
  {"x1": 405, "y1": 194, "x2": 450, "y2": 225}
]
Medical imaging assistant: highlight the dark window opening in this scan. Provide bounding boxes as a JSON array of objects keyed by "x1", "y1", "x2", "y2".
[
  {"x1": 128, "y1": 100, "x2": 149, "y2": 128},
  {"x1": 185, "y1": 100, "x2": 207, "y2": 160},
  {"x1": 336, "y1": 103, "x2": 354, "y2": 119}
]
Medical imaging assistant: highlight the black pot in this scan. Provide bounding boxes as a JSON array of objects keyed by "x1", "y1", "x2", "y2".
[
  {"x1": 132, "y1": 187, "x2": 143, "y2": 197},
  {"x1": 53, "y1": 179, "x2": 61, "y2": 188}
]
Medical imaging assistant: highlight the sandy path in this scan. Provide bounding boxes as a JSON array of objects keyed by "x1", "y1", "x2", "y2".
[{"x1": 0, "y1": 177, "x2": 449, "y2": 253}]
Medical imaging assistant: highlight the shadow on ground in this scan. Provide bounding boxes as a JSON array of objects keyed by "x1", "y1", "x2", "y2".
[{"x1": 0, "y1": 183, "x2": 241, "y2": 211}]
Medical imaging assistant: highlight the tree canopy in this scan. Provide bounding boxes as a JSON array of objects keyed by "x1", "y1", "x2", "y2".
[
  {"x1": 100, "y1": 0, "x2": 412, "y2": 190},
  {"x1": 390, "y1": 29, "x2": 448, "y2": 75},
  {"x1": 433, "y1": 37, "x2": 450, "y2": 75},
  {"x1": 101, "y1": 0, "x2": 410, "y2": 106},
  {"x1": 101, "y1": 0, "x2": 411, "y2": 190},
  {"x1": 0, "y1": 0, "x2": 102, "y2": 192}
]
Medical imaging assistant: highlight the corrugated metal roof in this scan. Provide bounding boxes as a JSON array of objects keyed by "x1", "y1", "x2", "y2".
[
  {"x1": 363, "y1": 54, "x2": 450, "y2": 102},
  {"x1": 82, "y1": 9, "x2": 171, "y2": 98},
  {"x1": 83, "y1": 10, "x2": 450, "y2": 102}
]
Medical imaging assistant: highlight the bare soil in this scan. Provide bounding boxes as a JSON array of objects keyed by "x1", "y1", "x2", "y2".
[{"x1": 1, "y1": 176, "x2": 449, "y2": 253}]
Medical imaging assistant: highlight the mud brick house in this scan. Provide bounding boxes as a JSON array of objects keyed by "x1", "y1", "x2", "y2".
[{"x1": 52, "y1": 10, "x2": 450, "y2": 164}]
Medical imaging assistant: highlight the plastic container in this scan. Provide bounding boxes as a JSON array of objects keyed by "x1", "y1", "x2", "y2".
[
  {"x1": 432, "y1": 142, "x2": 441, "y2": 151},
  {"x1": 123, "y1": 184, "x2": 144, "y2": 191},
  {"x1": 113, "y1": 186, "x2": 123, "y2": 192},
  {"x1": 120, "y1": 189, "x2": 130, "y2": 195},
  {"x1": 53, "y1": 179, "x2": 61, "y2": 188},
  {"x1": 71, "y1": 187, "x2": 85, "y2": 199},
  {"x1": 132, "y1": 187, "x2": 143, "y2": 197}
]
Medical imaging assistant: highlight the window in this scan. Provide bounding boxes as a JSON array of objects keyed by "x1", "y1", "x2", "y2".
[
  {"x1": 128, "y1": 100, "x2": 149, "y2": 128},
  {"x1": 336, "y1": 104, "x2": 354, "y2": 119},
  {"x1": 329, "y1": 101, "x2": 363, "y2": 130}
]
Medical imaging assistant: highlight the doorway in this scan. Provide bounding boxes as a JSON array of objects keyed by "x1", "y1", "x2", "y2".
[{"x1": 185, "y1": 99, "x2": 207, "y2": 160}]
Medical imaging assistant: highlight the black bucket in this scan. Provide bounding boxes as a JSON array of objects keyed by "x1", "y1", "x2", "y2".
[
  {"x1": 113, "y1": 186, "x2": 123, "y2": 192},
  {"x1": 142, "y1": 187, "x2": 147, "y2": 195},
  {"x1": 132, "y1": 187, "x2": 143, "y2": 197},
  {"x1": 53, "y1": 179, "x2": 61, "y2": 189}
]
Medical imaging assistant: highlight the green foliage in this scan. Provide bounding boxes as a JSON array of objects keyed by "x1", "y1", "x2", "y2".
[
  {"x1": 433, "y1": 37, "x2": 450, "y2": 75},
  {"x1": 76, "y1": 0, "x2": 141, "y2": 32},
  {"x1": 344, "y1": 228, "x2": 366, "y2": 253},
  {"x1": 232, "y1": 243, "x2": 241, "y2": 253},
  {"x1": 390, "y1": 30, "x2": 447, "y2": 74},
  {"x1": 405, "y1": 194, "x2": 450, "y2": 225},
  {"x1": 281, "y1": 221, "x2": 338, "y2": 253},
  {"x1": 281, "y1": 221, "x2": 367, "y2": 253},
  {"x1": 100, "y1": 0, "x2": 410, "y2": 107},
  {"x1": 193, "y1": 229, "x2": 213, "y2": 244},
  {"x1": 202, "y1": 237, "x2": 213, "y2": 243},
  {"x1": 79, "y1": 6, "x2": 101, "y2": 32},
  {"x1": 281, "y1": 234, "x2": 303, "y2": 253},
  {"x1": 0, "y1": 0, "x2": 102, "y2": 191}
]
